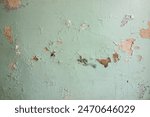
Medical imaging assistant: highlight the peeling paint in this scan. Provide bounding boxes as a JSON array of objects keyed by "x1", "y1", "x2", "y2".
[
  {"x1": 0, "y1": 0, "x2": 150, "y2": 100},
  {"x1": 8, "y1": 62, "x2": 16, "y2": 70},
  {"x1": 44, "y1": 47, "x2": 49, "y2": 52},
  {"x1": 137, "y1": 55, "x2": 142, "y2": 62},
  {"x1": 15, "y1": 45, "x2": 21, "y2": 55},
  {"x1": 96, "y1": 57, "x2": 111, "y2": 68},
  {"x1": 77, "y1": 55, "x2": 88, "y2": 66},
  {"x1": 140, "y1": 21, "x2": 150, "y2": 39},
  {"x1": 80, "y1": 23, "x2": 89, "y2": 30},
  {"x1": 112, "y1": 52, "x2": 120, "y2": 63},
  {"x1": 134, "y1": 45, "x2": 140, "y2": 50},
  {"x1": 50, "y1": 50, "x2": 56, "y2": 57},
  {"x1": 4, "y1": 0, "x2": 21, "y2": 9},
  {"x1": 119, "y1": 38, "x2": 135, "y2": 55},
  {"x1": 77, "y1": 55, "x2": 96, "y2": 68},
  {"x1": 120, "y1": 14, "x2": 134, "y2": 27},
  {"x1": 3, "y1": 26, "x2": 13, "y2": 44},
  {"x1": 65, "y1": 19, "x2": 72, "y2": 28},
  {"x1": 32, "y1": 56, "x2": 39, "y2": 61},
  {"x1": 138, "y1": 83, "x2": 150, "y2": 99}
]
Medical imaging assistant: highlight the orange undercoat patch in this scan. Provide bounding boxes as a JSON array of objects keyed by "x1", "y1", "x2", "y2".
[
  {"x1": 140, "y1": 21, "x2": 150, "y2": 39},
  {"x1": 119, "y1": 38, "x2": 135, "y2": 55},
  {"x1": 112, "y1": 52, "x2": 120, "y2": 63},
  {"x1": 96, "y1": 57, "x2": 111, "y2": 68},
  {"x1": 4, "y1": 0, "x2": 21, "y2": 9},
  {"x1": 3, "y1": 26, "x2": 13, "y2": 44}
]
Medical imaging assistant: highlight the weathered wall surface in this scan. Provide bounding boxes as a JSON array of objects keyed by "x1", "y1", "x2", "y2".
[{"x1": 0, "y1": 0, "x2": 150, "y2": 99}]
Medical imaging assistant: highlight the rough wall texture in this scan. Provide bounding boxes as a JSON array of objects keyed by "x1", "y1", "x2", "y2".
[{"x1": 0, "y1": 0, "x2": 150, "y2": 99}]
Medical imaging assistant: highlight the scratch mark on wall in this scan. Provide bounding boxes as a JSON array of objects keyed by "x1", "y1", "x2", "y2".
[{"x1": 56, "y1": 39, "x2": 63, "y2": 45}]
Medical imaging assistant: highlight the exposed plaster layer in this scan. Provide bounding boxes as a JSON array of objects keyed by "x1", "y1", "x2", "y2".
[
  {"x1": 119, "y1": 38, "x2": 135, "y2": 56},
  {"x1": 4, "y1": 0, "x2": 21, "y2": 9},
  {"x1": 3, "y1": 26, "x2": 13, "y2": 44},
  {"x1": 140, "y1": 21, "x2": 150, "y2": 39},
  {"x1": 96, "y1": 57, "x2": 111, "y2": 68}
]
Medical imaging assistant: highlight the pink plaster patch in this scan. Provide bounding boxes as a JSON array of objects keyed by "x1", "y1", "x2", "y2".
[
  {"x1": 119, "y1": 38, "x2": 135, "y2": 55},
  {"x1": 140, "y1": 21, "x2": 150, "y2": 39}
]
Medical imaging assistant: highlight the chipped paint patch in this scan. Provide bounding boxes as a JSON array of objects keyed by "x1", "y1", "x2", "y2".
[
  {"x1": 138, "y1": 83, "x2": 150, "y2": 99},
  {"x1": 137, "y1": 55, "x2": 142, "y2": 62},
  {"x1": 119, "y1": 38, "x2": 135, "y2": 55},
  {"x1": 80, "y1": 23, "x2": 89, "y2": 30},
  {"x1": 4, "y1": 0, "x2": 21, "y2": 9},
  {"x1": 96, "y1": 57, "x2": 111, "y2": 68},
  {"x1": 8, "y1": 62, "x2": 16, "y2": 70},
  {"x1": 15, "y1": 45, "x2": 21, "y2": 55},
  {"x1": 112, "y1": 52, "x2": 120, "y2": 63},
  {"x1": 32, "y1": 56, "x2": 39, "y2": 61},
  {"x1": 3, "y1": 26, "x2": 13, "y2": 44},
  {"x1": 140, "y1": 21, "x2": 150, "y2": 39},
  {"x1": 133, "y1": 45, "x2": 140, "y2": 50},
  {"x1": 56, "y1": 39, "x2": 63, "y2": 45},
  {"x1": 50, "y1": 50, "x2": 56, "y2": 57},
  {"x1": 65, "y1": 19, "x2": 72, "y2": 28},
  {"x1": 77, "y1": 55, "x2": 88, "y2": 66},
  {"x1": 44, "y1": 47, "x2": 49, "y2": 52},
  {"x1": 120, "y1": 14, "x2": 134, "y2": 27},
  {"x1": 77, "y1": 55, "x2": 96, "y2": 68}
]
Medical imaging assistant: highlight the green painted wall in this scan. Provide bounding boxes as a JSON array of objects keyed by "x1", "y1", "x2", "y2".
[{"x1": 0, "y1": 0, "x2": 150, "y2": 99}]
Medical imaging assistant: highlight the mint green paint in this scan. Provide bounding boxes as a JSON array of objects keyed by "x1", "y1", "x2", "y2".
[{"x1": 0, "y1": 0, "x2": 150, "y2": 99}]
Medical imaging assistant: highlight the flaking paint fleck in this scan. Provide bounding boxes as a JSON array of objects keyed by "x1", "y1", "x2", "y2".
[
  {"x1": 3, "y1": 26, "x2": 13, "y2": 44},
  {"x1": 50, "y1": 50, "x2": 56, "y2": 57},
  {"x1": 120, "y1": 14, "x2": 134, "y2": 27},
  {"x1": 44, "y1": 47, "x2": 49, "y2": 52},
  {"x1": 15, "y1": 45, "x2": 21, "y2": 55},
  {"x1": 8, "y1": 62, "x2": 16, "y2": 70},
  {"x1": 32, "y1": 56, "x2": 39, "y2": 61},
  {"x1": 80, "y1": 23, "x2": 90, "y2": 30},
  {"x1": 112, "y1": 52, "x2": 120, "y2": 63},
  {"x1": 137, "y1": 55, "x2": 143, "y2": 62}
]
